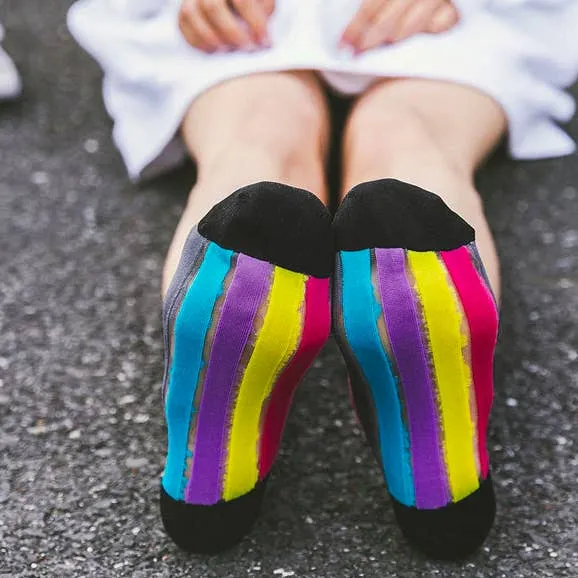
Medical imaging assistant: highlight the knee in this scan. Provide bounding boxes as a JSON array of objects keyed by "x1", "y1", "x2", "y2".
[{"x1": 344, "y1": 98, "x2": 469, "y2": 180}]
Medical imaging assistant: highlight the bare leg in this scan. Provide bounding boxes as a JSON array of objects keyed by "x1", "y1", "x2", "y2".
[
  {"x1": 162, "y1": 71, "x2": 330, "y2": 296},
  {"x1": 342, "y1": 78, "x2": 506, "y2": 299}
]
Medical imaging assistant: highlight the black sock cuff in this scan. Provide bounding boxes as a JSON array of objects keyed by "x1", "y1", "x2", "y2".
[
  {"x1": 334, "y1": 179, "x2": 475, "y2": 252},
  {"x1": 199, "y1": 181, "x2": 334, "y2": 278}
]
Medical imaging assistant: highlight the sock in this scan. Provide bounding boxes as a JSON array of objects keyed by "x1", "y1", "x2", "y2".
[
  {"x1": 160, "y1": 182, "x2": 333, "y2": 553},
  {"x1": 332, "y1": 179, "x2": 499, "y2": 560}
]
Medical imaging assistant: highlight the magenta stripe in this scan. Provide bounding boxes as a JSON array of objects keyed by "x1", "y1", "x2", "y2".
[
  {"x1": 185, "y1": 255, "x2": 273, "y2": 505},
  {"x1": 375, "y1": 248, "x2": 450, "y2": 509}
]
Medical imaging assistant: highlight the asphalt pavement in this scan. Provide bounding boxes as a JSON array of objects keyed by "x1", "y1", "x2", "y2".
[{"x1": 1, "y1": 1, "x2": 577, "y2": 576}]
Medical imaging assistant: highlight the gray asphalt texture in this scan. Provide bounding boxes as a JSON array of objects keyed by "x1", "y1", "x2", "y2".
[{"x1": 1, "y1": 1, "x2": 577, "y2": 577}]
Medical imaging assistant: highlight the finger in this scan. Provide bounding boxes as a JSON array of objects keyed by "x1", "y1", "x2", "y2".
[
  {"x1": 179, "y1": 2, "x2": 223, "y2": 51},
  {"x1": 394, "y1": 0, "x2": 443, "y2": 43},
  {"x1": 427, "y1": 3, "x2": 460, "y2": 34},
  {"x1": 261, "y1": 0, "x2": 275, "y2": 18},
  {"x1": 201, "y1": 0, "x2": 255, "y2": 48},
  {"x1": 358, "y1": 0, "x2": 412, "y2": 52},
  {"x1": 340, "y1": 0, "x2": 386, "y2": 49},
  {"x1": 232, "y1": 0, "x2": 270, "y2": 44}
]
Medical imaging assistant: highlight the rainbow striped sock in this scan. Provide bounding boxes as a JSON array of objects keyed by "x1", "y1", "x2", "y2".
[
  {"x1": 333, "y1": 179, "x2": 499, "y2": 560},
  {"x1": 160, "y1": 182, "x2": 333, "y2": 553}
]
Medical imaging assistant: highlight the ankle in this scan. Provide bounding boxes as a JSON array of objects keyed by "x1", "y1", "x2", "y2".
[{"x1": 198, "y1": 147, "x2": 327, "y2": 203}]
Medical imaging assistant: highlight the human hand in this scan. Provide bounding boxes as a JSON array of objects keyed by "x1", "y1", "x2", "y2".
[
  {"x1": 341, "y1": 0, "x2": 459, "y2": 53},
  {"x1": 179, "y1": 0, "x2": 274, "y2": 53}
]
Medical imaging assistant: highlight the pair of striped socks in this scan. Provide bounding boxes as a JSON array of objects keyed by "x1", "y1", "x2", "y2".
[{"x1": 160, "y1": 179, "x2": 499, "y2": 560}]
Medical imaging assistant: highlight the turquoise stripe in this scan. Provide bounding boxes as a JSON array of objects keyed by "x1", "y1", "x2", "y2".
[
  {"x1": 162, "y1": 243, "x2": 233, "y2": 500},
  {"x1": 340, "y1": 249, "x2": 415, "y2": 506}
]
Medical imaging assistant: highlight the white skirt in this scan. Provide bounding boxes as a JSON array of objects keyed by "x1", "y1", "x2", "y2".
[{"x1": 68, "y1": 0, "x2": 578, "y2": 181}]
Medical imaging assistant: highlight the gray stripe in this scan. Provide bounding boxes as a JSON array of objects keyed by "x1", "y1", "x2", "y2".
[
  {"x1": 162, "y1": 227, "x2": 205, "y2": 331},
  {"x1": 467, "y1": 242, "x2": 498, "y2": 307},
  {"x1": 161, "y1": 228, "x2": 209, "y2": 400}
]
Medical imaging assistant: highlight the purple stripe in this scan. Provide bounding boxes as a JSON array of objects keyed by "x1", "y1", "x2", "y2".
[
  {"x1": 185, "y1": 255, "x2": 272, "y2": 505},
  {"x1": 375, "y1": 248, "x2": 449, "y2": 509}
]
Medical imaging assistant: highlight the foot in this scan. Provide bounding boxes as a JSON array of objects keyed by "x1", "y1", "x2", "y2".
[
  {"x1": 0, "y1": 25, "x2": 21, "y2": 100},
  {"x1": 333, "y1": 179, "x2": 499, "y2": 560},
  {"x1": 161, "y1": 181, "x2": 333, "y2": 553}
]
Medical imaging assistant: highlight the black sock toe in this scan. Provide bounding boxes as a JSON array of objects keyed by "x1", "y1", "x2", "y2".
[
  {"x1": 160, "y1": 479, "x2": 268, "y2": 554},
  {"x1": 391, "y1": 476, "x2": 496, "y2": 560},
  {"x1": 334, "y1": 178, "x2": 474, "y2": 252},
  {"x1": 199, "y1": 181, "x2": 334, "y2": 277}
]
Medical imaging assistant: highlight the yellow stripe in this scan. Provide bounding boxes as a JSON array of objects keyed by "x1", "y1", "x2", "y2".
[
  {"x1": 223, "y1": 267, "x2": 305, "y2": 501},
  {"x1": 408, "y1": 251, "x2": 478, "y2": 501}
]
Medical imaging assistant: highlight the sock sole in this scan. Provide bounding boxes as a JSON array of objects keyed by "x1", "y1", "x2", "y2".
[
  {"x1": 161, "y1": 182, "x2": 333, "y2": 553},
  {"x1": 333, "y1": 179, "x2": 499, "y2": 559}
]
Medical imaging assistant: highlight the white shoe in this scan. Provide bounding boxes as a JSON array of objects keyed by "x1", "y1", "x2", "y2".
[{"x1": 0, "y1": 24, "x2": 21, "y2": 100}]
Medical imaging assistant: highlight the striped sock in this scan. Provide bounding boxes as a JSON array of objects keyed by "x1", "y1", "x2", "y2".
[
  {"x1": 160, "y1": 182, "x2": 333, "y2": 553},
  {"x1": 333, "y1": 179, "x2": 499, "y2": 560}
]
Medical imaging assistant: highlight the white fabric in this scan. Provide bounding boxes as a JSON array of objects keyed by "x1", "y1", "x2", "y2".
[
  {"x1": 0, "y1": 23, "x2": 22, "y2": 101},
  {"x1": 68, "y1": 0, "x2": 578, "y2": 181}
]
